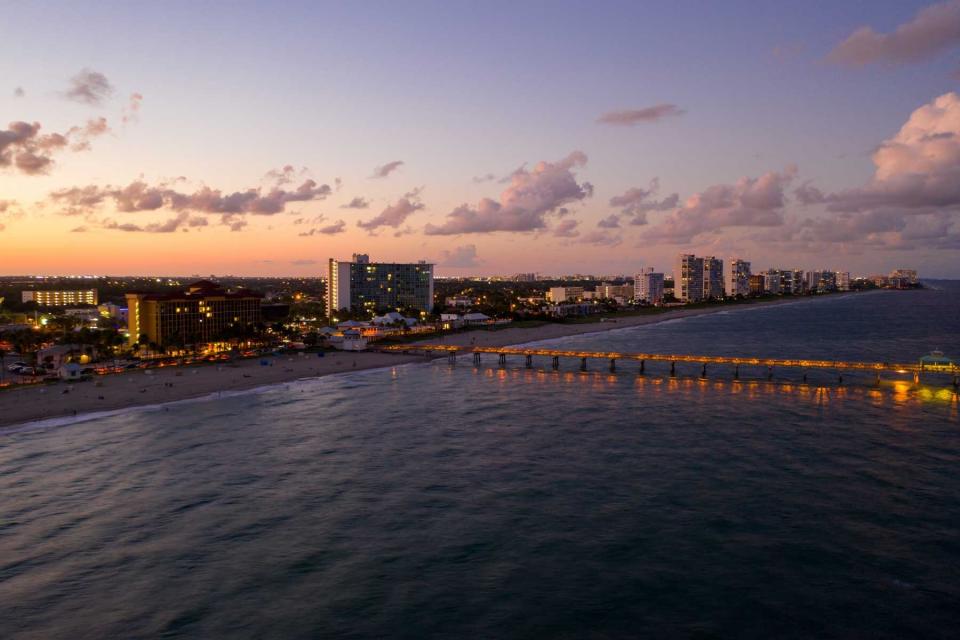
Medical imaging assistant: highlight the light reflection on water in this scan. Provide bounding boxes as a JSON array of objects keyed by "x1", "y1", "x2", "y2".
[{"x1": 1, "y1": 285, "x2": 959, "y2": 638}]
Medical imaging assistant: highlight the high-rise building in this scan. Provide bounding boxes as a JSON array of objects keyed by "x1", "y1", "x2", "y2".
[
  {"x1": 836, "y1": 271, "x2": 851, "y2": 291},
  {"x1": 513, "y1": 273, "x2": 538, "y2": 282},
  {"x1": 764, "y1": 269, "x2": 781, "y2": 294},
  {"x1": 675, "y1": 254, "x2": 704, "y2": 303},
  {"x1": 724, "y1": 259, "x2": 751, "y2": 297},
  {"x1": 890, "y1": 269, "x2": 918, "y2": 285},
  {"x1": 749, "y1": 274, "x2": 766, "y2": 296},
  {"x1": 22, "y1": 289, "x2": 98, "y2": 306},
  {"x1": 327, "y1": 254, "x2": 435, "y2": 318},
  {"x1": 792, "y1": 269, "x2": 806, "y2": 294},
  {"x1": 126, "y1": 281, "x2": 262, "y2": 349},
  {"x1": 635, "y1": 268, "x2": 665, "y2": 304},
  {"x1": 702, "y1": 256, "x2": 725, "y2": 300}
]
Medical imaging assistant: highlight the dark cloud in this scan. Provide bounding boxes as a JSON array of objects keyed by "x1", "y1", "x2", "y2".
[
  {"x1": 597, "y1": 104, "x2": 685, "y2": 126},
  {"x1": 1, "y1": 117, "x2": 110, "y2": 175},
  {"x1": 439, "y1": 244, "x2": 481, "y2": 268},
  {"x1": 372, "y1": 160, "x2": 404, "y2": 178},
  {"x1": 827, "y1": 1, "x2": 960, "y2": 67},
  {"x1": 299, "y1": 220, "x2": 346, "y2": 236},
  {"x1": 358, "y1": 198, "x2": 424, "y2": 232},
  {"x1": 64, "y1": 69, "x2": 114, "y2": 105},
  {"x1": 597, "y1": 214, "x2": 621, "y2": 228},
  {"x1": 425, "y1": 151, "x2": 592, "y2": 235},
  {"x1": 643, "y1": 166, "x2": 798, "y2": 244},
  {"x1": 49, "y1": 177, "x2": 332, "y2": 220},
  {"x1": 101, "y1": 211, "x2": 208, "y2": 233},
  {"x1": 13, "y1": 87, "x2": 24, "y2": 98},
  {"x1": 341, "y1": 196, "x2": 370, "y2": 209}
]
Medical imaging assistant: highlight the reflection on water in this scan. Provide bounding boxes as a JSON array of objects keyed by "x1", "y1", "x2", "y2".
[
  {"x1": 1, "y1": 284, "x2": 959, "y2": 639},
  {"x1": 466, "y1": 361, "x2": 958, "y2": 411}
]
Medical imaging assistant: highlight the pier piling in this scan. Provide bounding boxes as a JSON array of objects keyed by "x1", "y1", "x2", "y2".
[
  {"x1": 552, "y1": 356, "x2": 559, "y2": 370},
  {"x1": 580, "y1": 357, "x2": 587, "y2": 372},
  {"x1": 498, "y1": 353, "x2": 506, "y2": 367},
  {"x1": 701, "y1": 363, "x2": 707, "y2": 378},
  {"x1": 525, "y1": 354, "x2": 533, "y2": 369},
  {"x1": 473, "y1": 352, "x2": 480, "y2": 366},
  {"x1": 639, "y1": 360, "x2": 645, "y2": 375},
  {"x1": 670, "y1": 361, "x2": 676, "y2": 377}
]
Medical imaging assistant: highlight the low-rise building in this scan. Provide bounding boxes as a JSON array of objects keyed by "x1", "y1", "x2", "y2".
[
  {"x1": 547, "y1": 286, "x2": 585, "y2": 303},
  {"x1": 22, "y1": 289, "x2": 98, "y2": 306}
]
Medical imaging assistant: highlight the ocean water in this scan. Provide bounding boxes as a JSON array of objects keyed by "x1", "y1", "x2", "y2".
[{"x1": 2, "y1": 285, "x2": 959, "y2": 639}]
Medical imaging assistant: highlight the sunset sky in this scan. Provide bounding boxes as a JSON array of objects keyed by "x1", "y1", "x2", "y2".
[{"x1": 3, "y1": 0, "x2": 960, "y2": 277}]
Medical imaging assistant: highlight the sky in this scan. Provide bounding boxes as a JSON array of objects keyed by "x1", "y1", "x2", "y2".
[{"x1": 3, "y1": 0, "x2": 960, "y2": 277}]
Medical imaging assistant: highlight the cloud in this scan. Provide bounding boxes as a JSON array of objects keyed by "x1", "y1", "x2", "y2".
[
  {"x1": 101, "y1": 211, "x2": 209, "y2": 233},
  {"x1": 609, "y1": 178, "x2": 679, "y2": 224},
  {"x1": 372, "y1": 160, "x2": 404, "y2": 178},
  {"x1": 1, "y1": 117, "x2": 110, "y2": 175},
  {"x1": 579, "y1": 230, "x2": 622, "y2": 246},
  {"x1": 0, "y1": 199, "x2": 21, "y2": 231},
  {"x1": 49, "y1": 177, "x2": 333, "y2": 220},
  {"x1": 821, "y1": 92, "x2": 960, "y2": 213},
  {"x1": 439, "y1": 244, "x2": 482, "y2": 268},
  {"x1": 291, "y1": 259, "x2": 318, "y2": 266},
  {"x1": 341, "y1": 196, "x2": 370, "y2": 209},
  {"x1": 597, "y1": 214, "x2": 621, "y2": 228},
  {"x1": 552, "y1": 218, "x2": 580, "y2": 238},
  {"x1": 643, "y1": 166, "x2": 798, "y2": 244},
  {"x1": 121, "y1": 93, "x2": 143, "y2": 125},
  {"x1": 827, "y1": 1, "x2": 960, "y2": 67},
  {"x1": 64, "y1": 69, "x2": 114, "y2": 105},
  {"x1": 778, "y1": 92, "x2": 960, "y2": 251},
  {"x1": 358, "y1": 197, "x2": 424, "y2": 232},
  {"x1": 425, "y1": 151, "x2": 592, "y2": 235},
  {"x1": 597, "y1": 104, "x2": 685, "y2": 126},
  {"x1": 299, "y1": 220, "x2": 346, "y2": 236},
  {"x1": 13, "y1": 87, "x2": 24, "y2": 98},
  {"x1": 472, "y1": 173, "x2": 496, "y2": 183},
  {"x1": 70, "y1": 226, "x2": 88, "y2": 233}
]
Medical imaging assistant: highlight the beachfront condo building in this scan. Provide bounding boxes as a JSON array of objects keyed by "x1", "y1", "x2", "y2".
[
  {"x1": 21, "y1": 289, "x2": 98, "y2": 306},
  {"x1": 702, "y1": 256, "x2": 725, "y2": 300},
  {"x1": 126, "y1": 280, "x2": 263, "y2": 349},
  {"x1": 547, "y1": 286, "x2": 585, "y2": 303},
  {"x1": 675, "y1": 254, "x2": 704, "y2": 303},
  {"x1": 635, "y1": 268, "x2": 665, "y2": 304},
  {"x1": 327, "y1": 253, "x2": 434, "y2": 319},
  {"x1": 724, "y1": 259, "x2": 751, "y2": 298}
]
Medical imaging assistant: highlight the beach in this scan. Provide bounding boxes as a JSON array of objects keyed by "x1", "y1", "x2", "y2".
[{"x1": 0, "y1": 294, "x2": 859, "y2": 428}]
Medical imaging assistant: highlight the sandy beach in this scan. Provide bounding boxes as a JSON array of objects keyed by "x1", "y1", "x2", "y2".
[{"x1": 0, "y1": 294, "x2": 860, "y2": 428}]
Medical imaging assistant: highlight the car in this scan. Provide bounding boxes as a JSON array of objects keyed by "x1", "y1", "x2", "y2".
[{"x1": 7, "y1": 361, "x2": 28, "y2": 372}]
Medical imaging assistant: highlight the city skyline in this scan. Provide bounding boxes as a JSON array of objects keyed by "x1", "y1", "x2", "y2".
[{"x1": 4, "y1": 1, "x2": 960, "y2": 277}]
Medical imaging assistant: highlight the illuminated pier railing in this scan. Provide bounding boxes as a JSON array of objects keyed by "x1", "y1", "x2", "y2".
[{"x1": 381, "y1": 344, "x2": 959, "y2": 384}]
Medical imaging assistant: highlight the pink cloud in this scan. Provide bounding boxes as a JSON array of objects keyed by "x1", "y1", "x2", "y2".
[
  {"x1": 827, "y1": 1, "x2": 960, "y2": 67},
  {"x1": 425, "y1": 151, "x2": 593, "y2": 235},
  {"x1": 597, "y1": 104, "x2": 685, "y2": 126}
]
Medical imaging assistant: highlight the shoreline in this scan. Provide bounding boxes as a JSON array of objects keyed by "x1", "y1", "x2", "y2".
[{"x1": 0, "y1": 292, "x2": 870, "y2": 429}]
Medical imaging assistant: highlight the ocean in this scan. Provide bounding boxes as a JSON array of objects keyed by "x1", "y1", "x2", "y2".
[{"x1": 2, "y1": 284, "x2": 959, "y2": 638}]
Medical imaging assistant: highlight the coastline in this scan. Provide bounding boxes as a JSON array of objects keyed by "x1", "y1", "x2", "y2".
[{"x1": 0, "y1": 292, "x2": 868, "y2": 429}]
